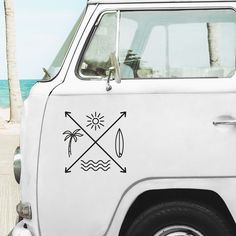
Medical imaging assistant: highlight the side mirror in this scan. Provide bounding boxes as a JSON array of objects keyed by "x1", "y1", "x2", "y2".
[{"x1": 110, "y1": 52, "x2": 121, "y2": 84}]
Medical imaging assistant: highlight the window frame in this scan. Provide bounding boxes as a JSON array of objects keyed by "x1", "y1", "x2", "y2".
[{"x1": 75, "y1": 7, "x2": 236, "y2": 81}]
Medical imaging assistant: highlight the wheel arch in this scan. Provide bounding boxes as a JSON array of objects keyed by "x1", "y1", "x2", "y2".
[
  {"x1": 105, "y1": 177, "x2": 236, "y2": 235},
  {"x1": 119, "y1": 188, "x2": 236, "y2": 235}
]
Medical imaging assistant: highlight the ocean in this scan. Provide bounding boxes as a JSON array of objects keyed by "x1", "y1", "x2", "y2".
[{"x1": 0, "y1": 80, "x2": 38, "y2": 108}]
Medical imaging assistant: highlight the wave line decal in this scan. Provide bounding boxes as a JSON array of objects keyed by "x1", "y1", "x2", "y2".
[
  {"x1": 81, "y1": 163, "x2": 110, "y2": 169},
  {"x1": 81, "y1": 160, "x2": 110, "y2": 165},
  {"x1": 81, "y1": 159, "x2": 111, "y2": 172},
  {"x1": 81, "y1": 166, "x2": 110, "y2": 172}
]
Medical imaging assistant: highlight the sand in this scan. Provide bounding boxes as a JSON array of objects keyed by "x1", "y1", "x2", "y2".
[{"x1": 0, "y1": 107, "x2": 20, "y2": 236}]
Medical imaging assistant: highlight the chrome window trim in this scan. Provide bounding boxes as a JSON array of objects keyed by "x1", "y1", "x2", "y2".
[
  {"x1": 116, "y1": 11, "x2": 121, "y2": 61},
  {"x1": 88, "y1": 0, "x2": 236, "y2": 4}
]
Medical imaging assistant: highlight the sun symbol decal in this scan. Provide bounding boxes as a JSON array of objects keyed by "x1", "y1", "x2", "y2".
[{"x1": 86, "y1": 112, "x2": 105, "y2": 131}]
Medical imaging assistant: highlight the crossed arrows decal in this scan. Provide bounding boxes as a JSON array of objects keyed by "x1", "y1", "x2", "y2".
[{"x1": 64, "y1": 111, "x2": 127, "y2": 174}]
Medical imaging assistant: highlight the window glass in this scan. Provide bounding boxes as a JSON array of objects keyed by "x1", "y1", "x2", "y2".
[
  {"x1": 42, "y1": 10, "x2": 85, "y2": 81},
  {"x1": 79, "y1": 13, "x2": 117, "y2": 78},
  {"x1": 119, "y1": 10, "x2": 236, "y2": 79}
]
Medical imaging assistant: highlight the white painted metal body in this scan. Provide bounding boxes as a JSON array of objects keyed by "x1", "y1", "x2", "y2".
[
  {"x1": 11, "y1": 222, "x2": 33, "y2": 236},
  {"x1": 11, "y1": 1, "x2": 236, "y2": 235}
]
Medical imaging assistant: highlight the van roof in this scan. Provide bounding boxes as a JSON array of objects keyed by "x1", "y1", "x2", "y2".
[{"x1": 88, "y1": 0, "x2": 236, "y2": 4}]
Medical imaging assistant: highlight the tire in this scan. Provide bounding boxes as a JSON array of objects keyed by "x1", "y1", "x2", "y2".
[{"x1": 125, "y1": 201, "x2": 234, "y2": 236}]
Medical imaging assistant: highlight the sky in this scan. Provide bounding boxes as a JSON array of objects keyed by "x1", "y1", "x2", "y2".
[{"x1": 0, "y1": 0, "x2": 86, "y2": 80}]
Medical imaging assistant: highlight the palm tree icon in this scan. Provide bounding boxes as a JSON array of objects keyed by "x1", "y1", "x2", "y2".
[{"x1": 63, "y1": 129, "x2": 83, "y2": 157}]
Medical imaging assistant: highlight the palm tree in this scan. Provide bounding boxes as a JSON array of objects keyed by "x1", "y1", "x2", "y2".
[
  {"x1": 207, "y1": 23, "x2": 220, "y2": 67},
  {"x1": 4, "y1": 0, "x2": 23, "y2": 123},
  {"x1": 63, "y1": 129, "x2": 83, "y2": 157}
]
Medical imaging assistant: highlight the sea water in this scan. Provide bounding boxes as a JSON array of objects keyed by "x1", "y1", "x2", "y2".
[{"x1": 0, "y1": 80, "x2": 37, "y2": 108}]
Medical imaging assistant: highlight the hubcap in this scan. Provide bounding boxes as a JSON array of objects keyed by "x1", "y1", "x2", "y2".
[{"x1": 154, "y1": 225, "x2": 204, "y2": 236}]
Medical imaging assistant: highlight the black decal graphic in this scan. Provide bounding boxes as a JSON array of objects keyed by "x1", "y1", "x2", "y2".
[
  {"x1": 115, "y1": 129, "x2": 124, "y2": 158},
  {"x1": 86, "y1": 112, "x2": 104, "y2": 131},
  {"x1": 64, "y1": 111, "x2": 127, "y2": 174},
  {"x1": 81, "y1": 160, "x2": 110, "y2": 172},
  {"x1": 63, "y1": 129, "x2": 83, "y2": 157}
]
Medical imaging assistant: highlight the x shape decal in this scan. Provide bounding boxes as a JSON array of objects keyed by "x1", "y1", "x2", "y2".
[{"x1": 64, "y1": 111, "x2": 127, "y2": 174}]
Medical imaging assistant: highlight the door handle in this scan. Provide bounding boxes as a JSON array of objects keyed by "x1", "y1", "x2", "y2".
[{"x1": 213, "y1": 120, "x2": 236, "y2": 126}]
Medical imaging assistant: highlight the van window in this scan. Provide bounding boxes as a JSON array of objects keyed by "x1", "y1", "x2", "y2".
[
  {"x1": 79, "y1": 13, "x2": 117, "y2": 79},
  {"x1": 78, "y1": 9, "x2": 236, "y2": 80},
  {"x1": 120, "y1": 9, "x2": 236, "y2": 79},
  {"x1": 42, "y1": 10, "x2": 85, "y2": 81}
]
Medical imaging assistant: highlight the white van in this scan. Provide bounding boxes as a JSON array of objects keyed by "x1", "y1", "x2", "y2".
[{"x1": 9, "y1": 0, "x2": 236, "y2": 235}]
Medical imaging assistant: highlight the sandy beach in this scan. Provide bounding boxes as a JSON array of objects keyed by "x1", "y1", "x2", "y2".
[{"x1": 0, "y1": 108, "x2": 20, "y2": 236}]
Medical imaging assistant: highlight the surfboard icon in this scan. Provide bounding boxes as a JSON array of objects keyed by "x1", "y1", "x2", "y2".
[{"x1": 115, "y1": 129, "x2": 124, "y2": 158}]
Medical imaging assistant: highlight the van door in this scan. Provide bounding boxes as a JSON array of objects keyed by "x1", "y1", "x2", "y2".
[{"x1": 38, "y1": 8, "x2": 236, "y2": 236}]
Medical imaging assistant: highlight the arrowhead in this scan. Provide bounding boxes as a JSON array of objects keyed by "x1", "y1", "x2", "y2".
[
  {"x1": 120, "y1": 111, "x2": 127, "y2": 118},
  {"x1": 65, "y1": 167, "x2": 71, "y2": 173},
  {"x1": 65, "y1": 111, "x2": 71, "y2": 117},
  {"x1": 120, "y1": 167, "x2": 127, "y2": 173}
]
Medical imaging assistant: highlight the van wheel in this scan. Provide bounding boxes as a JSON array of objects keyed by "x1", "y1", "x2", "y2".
[{"x1": 125, "y1": 201, "x2": 234, "y2": 236}]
